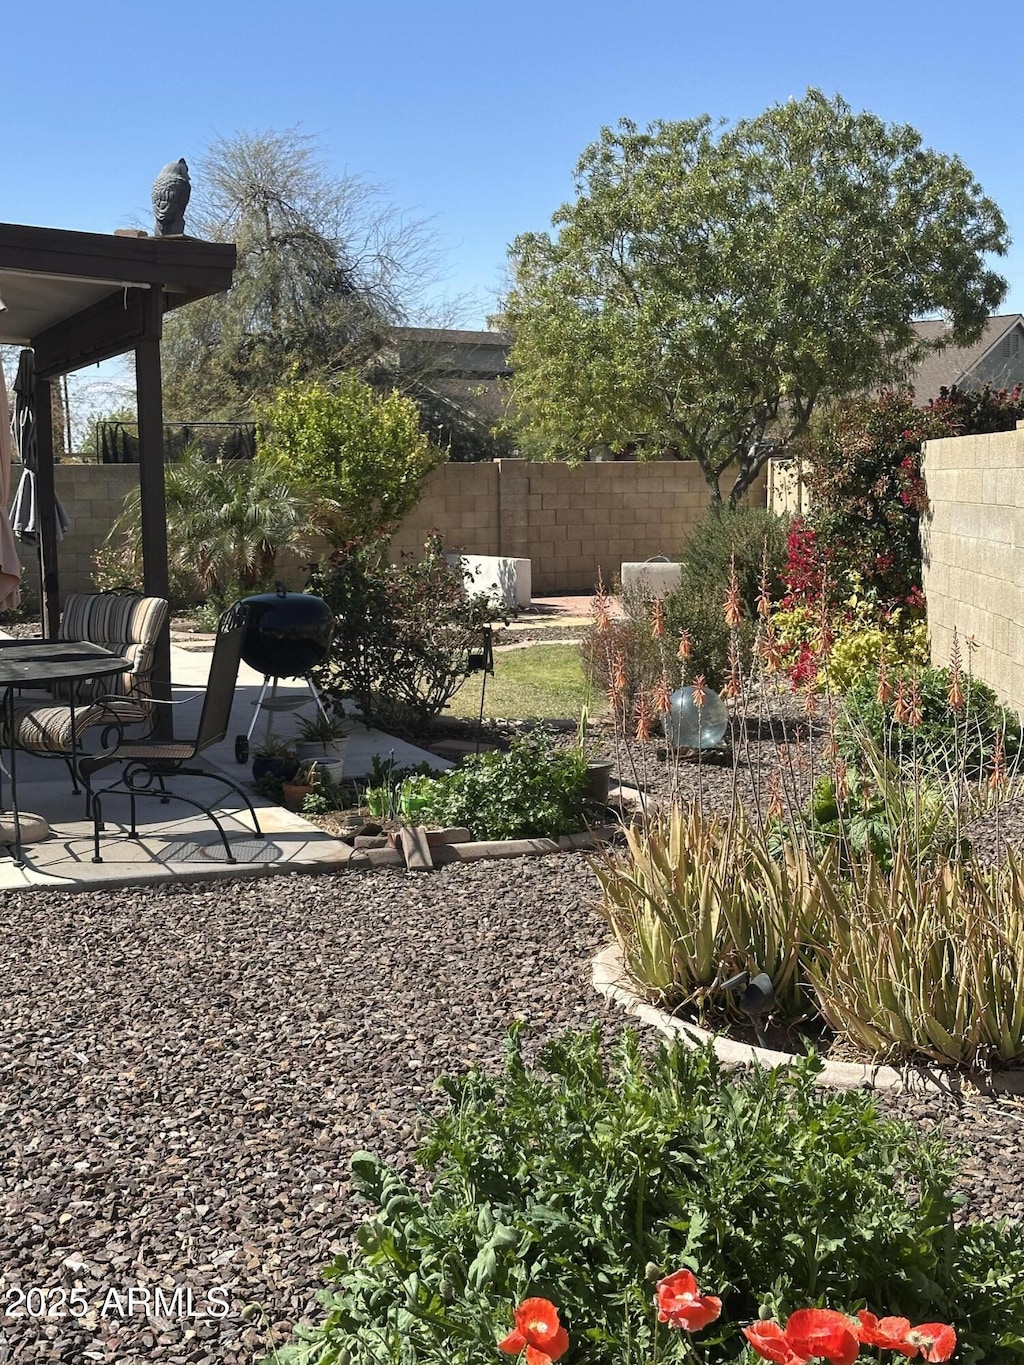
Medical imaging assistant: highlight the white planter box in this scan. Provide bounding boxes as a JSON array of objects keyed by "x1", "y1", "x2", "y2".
[
  {"x1": 446, "y1": 554, "x2": 531, "y2": 610},
  {"x1": 620, "y1": 559, "x2": 683, "y2": 596}
]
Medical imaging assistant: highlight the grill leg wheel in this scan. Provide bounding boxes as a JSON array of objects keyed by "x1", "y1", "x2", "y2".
[{"x1": 234, "y1": 735, "x2": 249, "y2": 764}]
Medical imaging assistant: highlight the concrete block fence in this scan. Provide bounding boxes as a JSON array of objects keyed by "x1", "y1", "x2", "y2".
[
  {"x1": 921, "y1": 422, "x2": 1024, "y2": 716},
  {"x1": 390, "y1": 458, "x2": 767, "y2": 594},
  {"x1": 21, "y1": 457, "x2": 766, "y2": 603}
]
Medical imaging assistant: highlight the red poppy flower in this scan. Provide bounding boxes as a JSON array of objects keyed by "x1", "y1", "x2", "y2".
[
  {"x1": 742, "y1": 1320, "x2": 808, "y2": 1364},
  {"x1": 784, "y1": 1308, "x2": 860, "y2": 1365},
  {"x1": 498, "y1": 1298, "x2": 569, "y2": 1365},
  {"x1": 906, "y1": 1323, "x2": 957, "y2": 1362},
  {"x1": 857, "y1": 1310, "x2": 914, "y2": 1351},
  {"x1": 655, "y1": 1269, "x2": 722, "y2": 1332}
]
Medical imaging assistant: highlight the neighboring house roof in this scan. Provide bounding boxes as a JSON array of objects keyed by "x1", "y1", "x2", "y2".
[
  {"x1": 389, "y1": 326, "x2": 512, "y2": 380},
  {"x1": 907, "y1": 313, "x2": 1024, "y2": 399}
]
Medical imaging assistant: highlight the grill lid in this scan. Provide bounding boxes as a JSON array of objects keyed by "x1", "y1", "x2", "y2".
[{"x1": 238, "y1": 584, "x2": 334, "y2": 678}]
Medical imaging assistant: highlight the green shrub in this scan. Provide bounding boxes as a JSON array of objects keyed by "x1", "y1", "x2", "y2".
[
  {"x1": 403, "y1": 737, "x2": 590, "y2": 840},
  {"x1": 311, "y1": 540, "x2": 495, "y2": 735},
  {"x1": 579, "y1": 580, "x2": 674, "y2": 710},
  {"x1": 265, "y1": 1027, "x2": 1024, "y2": 1364},
  {"x1": 837, "y1": 665, "x2": 1021, "y2": 776},
  {"x1": 664, "y1": 507, "x2": 787, "y2": 688},
  {"x1": 259, "y1": 372, "x2": 442, "y2": 546}
]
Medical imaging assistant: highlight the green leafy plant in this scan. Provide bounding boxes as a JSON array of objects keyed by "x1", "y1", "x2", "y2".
[
  {"x1": 263, "y1": 1027, "x2": 1024, "y2": 1364},
  {"x1": 837, "y1": 664, "x2": 1021, "y2": 777},
  {"x1": 259, "y1": 372, "x2": 442, "y2": 546},
  {"x1": 405, "y1": 738, "x2": 590, "y2": 841},
  {"x1": 311, "y1": 539, "x2": 496, "y2": 734},
  {"x1": 663, "y1": 507, "x2": 788, "y2": 688}
]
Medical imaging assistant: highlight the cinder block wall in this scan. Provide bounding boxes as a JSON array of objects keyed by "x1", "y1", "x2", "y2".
[
  {"x1": 9, "y1": 462, "x2": 138, "y2": 602},
  {"x1": 18, "y1": 457, "x2": 767, "y2": 605},
  {"x1": 391, "y1": 458, "x2": 766, "y2": 593},
  {"x1": 921, "y1": 423, "x2": 1024, "y2": 714}
]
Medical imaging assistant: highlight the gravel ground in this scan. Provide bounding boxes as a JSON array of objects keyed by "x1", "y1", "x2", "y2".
[
  {"x1": 0, "y1": 859, "x2": 613, "y2": 1364},
  {"x1": 4, "y1": 697, "x2": 1024, "y2": 1364}
]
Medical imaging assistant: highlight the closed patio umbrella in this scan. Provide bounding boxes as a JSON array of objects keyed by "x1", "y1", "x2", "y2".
[
  {"x1": 9, "y1": 348, "x2": 70, "y2": 546},
  {"x1": 0, "y1": 364, "x2": 23, "y2": 610}
]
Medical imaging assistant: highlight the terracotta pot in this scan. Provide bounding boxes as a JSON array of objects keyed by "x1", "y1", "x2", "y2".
[{"x1": 281, "y1": 782, "x2": 313, "y2": 813}]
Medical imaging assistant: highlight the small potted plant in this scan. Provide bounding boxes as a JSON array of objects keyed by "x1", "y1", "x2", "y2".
[
  {"x1": 281, "y1": 760, "x2": 319, "y2": 813},
  {"x1": 252, "y1": 735, "x2": 299, "y2": 782},
  {"x1": 295, "y1": 709, "x2": 349, "y2": 781}
]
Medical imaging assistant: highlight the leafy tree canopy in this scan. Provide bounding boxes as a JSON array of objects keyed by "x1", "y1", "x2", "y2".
[
  {"x1": 257, "y1": 371, "x2": 442, "y2": 546},
  {"x1": 161, "y1": 128, "x2": 437, "y2": 420},
  {"x1": 500, "y1": 90, "x2": 1008, "y2": 506}
]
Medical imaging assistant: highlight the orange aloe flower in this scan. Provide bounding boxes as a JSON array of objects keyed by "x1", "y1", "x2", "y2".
[
  {"x1": 692, "y1": 674, "x2": 707, "y2": 709},
  {"x1": 635, "y1": 693, "x2": 655, "y2": 742},
  {"x1": 590, "y1": 570, "x2": 612, "y2": 634},
  {"x1": 988, "y1": 735, "x2": 1008, "y2": 792},
  {"x1": 653, "y1": 673, "x2": 673, "y2": 714},
  {"x1": 498, "y1": 1298, "x2": 570, "y2": 1365},
  {"x1": 723, "y1": 635, "x2": 742, "y2": 701},
  {"x1": 893, "y1": 678, "x2": 910, "y2": 726},
  {"x1": 948, "y1": 628, "x2": 964, "y2": 712},
  {"x1": 724, "y1": 556, "x2": 743, "y2": 629},
  {"x1": 876, "y1": 650, "x2": 893, "y2": 707},
  {"x1": 655, "y1": 1269, "x2": 722, "y2": 1332},
  {"x1": 678, "y1": 630, "x2": 692, "y2": 662},
  {"x1": 757, "y1": 551, "x2": 773, "y2": 620},
  {"x1": 651, "y1": 596, "x2": 666, "y2": 640},
  {"x1": 907, "y1": 675, "x2": 923, "y2": 729},
  {"x1": 767, "y1": 771, "x2": 784, "y2": 822}
]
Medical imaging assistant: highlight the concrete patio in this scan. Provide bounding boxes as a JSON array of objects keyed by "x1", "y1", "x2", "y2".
[{"x1": 0, "y1": 639, "x2": 448, "y2": 891}]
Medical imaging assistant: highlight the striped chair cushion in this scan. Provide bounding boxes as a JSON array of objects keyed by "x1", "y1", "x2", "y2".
[
  {"x1": 51, "y1": 593, "x2": 169, "y2": 710},
  {"x1": 1, "y1": 699, "x2": 144, "y2": 756}
]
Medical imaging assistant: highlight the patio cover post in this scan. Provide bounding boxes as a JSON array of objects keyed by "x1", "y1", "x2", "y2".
[
  {"x1": 33, "y1": 378, "x2": 61, "y2": 638},
  {"x1": 135, "y1": 287, "x2": 173, "y2": 736}
]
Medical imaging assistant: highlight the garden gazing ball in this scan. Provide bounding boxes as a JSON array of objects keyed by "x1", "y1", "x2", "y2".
[{"x1": 663, "y1": 685, "x2": 728, "y2": 749}]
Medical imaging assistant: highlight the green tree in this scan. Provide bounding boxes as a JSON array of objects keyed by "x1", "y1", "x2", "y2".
[
  {"x1": 161, "y1": 128, "x2": 437, "y2": 419},
  {"x1": 258, "y1": 372, "x2": 441, "y2": 546},
  {"x1": 501, "y1": 90, "x2": 1008, "y2": 507}
]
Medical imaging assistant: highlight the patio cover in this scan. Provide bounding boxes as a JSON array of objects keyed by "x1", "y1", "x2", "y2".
[{"x1": 0, "y1": 222, "x2": 236, "y2": 712}]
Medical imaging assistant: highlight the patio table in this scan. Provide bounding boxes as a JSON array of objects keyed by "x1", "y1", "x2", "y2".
[{"x1": 0, "y1": 640, "x2": 130, "y2": 864}]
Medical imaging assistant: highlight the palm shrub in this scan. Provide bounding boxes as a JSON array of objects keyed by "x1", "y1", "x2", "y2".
[
  {"x1": 94, "y1": 446, "x2": 317, "y2": 605},
  {"x1": 265, "y1": 1026, "x2": 1024, "y2": 1364}
]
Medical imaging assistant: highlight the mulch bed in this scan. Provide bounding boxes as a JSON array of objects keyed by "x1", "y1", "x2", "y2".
[{"x1": 4, "y1": 685, "x2": 1024, "y2": 1363}]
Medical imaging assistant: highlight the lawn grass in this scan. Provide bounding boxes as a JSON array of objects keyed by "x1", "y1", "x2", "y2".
[{"x1": 445, "y1": 643, "x2": 606, "y2": 721}]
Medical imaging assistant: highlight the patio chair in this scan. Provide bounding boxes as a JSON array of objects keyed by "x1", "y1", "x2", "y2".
[
  {"x1": 82, "y1": 604, "x2": 264, "y2": 864},
  {"x1": 3, "y1": 591, "x2": 170, "y2": 792}
]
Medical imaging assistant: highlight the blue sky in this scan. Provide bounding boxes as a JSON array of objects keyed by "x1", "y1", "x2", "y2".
[{"x1": 5, "y1": 0, "x2": 1022, "y2": 377}]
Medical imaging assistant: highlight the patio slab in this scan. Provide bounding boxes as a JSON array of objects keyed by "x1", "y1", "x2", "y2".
[{"x1": 0, "y1": 642, "x2": 448, "y2": 891}]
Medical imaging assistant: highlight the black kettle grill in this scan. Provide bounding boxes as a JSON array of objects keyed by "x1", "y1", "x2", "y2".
[{"x1": 233, "y1": 585, "x2": 335, "y2": 763}]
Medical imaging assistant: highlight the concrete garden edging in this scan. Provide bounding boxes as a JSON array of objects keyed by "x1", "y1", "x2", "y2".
[
  {"x1": 347, "y1": 825, "x2": 622, "y2": 870},
  {"x1": 592, "y1": 943, "x2": 1024, "y2": 1097}
]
